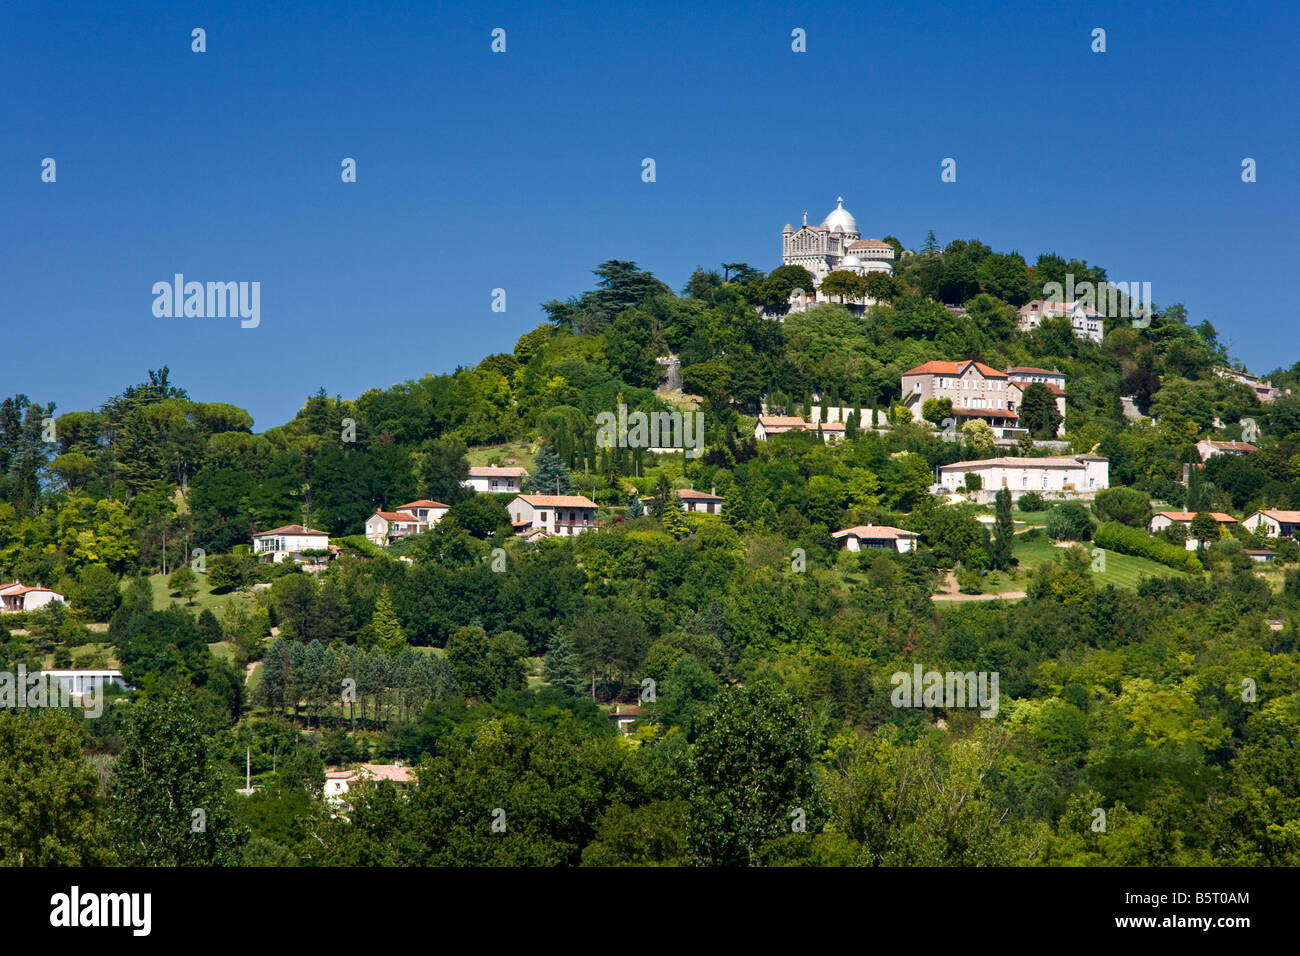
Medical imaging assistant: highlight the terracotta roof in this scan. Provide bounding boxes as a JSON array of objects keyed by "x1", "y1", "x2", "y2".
[
  {"x1": 1154, "y1": 511, "x2": 1237, "y2": 523},
  {"x1": 375, "y1": 510, "x2": 419, "y2": 523},
  {"x1": 1005, "y1": 366, "x2": 1063, "y2": 376},
  {"x1": 808, "y1": 421, "x2": 847, "y2": 431},
  {"x1": 676, "y1": 489, "x2": 723, "y2": 500},
  {"x1": 902, "y1": 360, "x2": 1007, "y2": 379},
  {"x1": 513, "y1": 494, "x2": 599, "y2": 508},
  {"x1": 256, "y1": 524, "x2": 329, "y2": 537},
  {"x1": 833, "y1": 524, "x2": 918, "y2": 540},
  {"x1": 468, "y1": 466, "x2": 529, "y2": 477},
  {"x1": 360, "y1": 763, "x2": 414, "y2": 784},
  {"x1": 848, "y1": 239, "x2": 893, "y2": 249},
  {"x1": 397, "y1": 500, "x2": 449, "y2": 510},
  {"x1": 1251, "y1": 510, "x2": 1300, "y2": 522},
  {"x1": 1202, "y1": 440, "x2": 1258, "y2": 452},
  {"x1": 757, "y1": 416, "x2": 807, "y2": 428}
]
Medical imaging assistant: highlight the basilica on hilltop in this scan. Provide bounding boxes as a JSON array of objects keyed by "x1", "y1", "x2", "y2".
[{"x1": 781, "y1": 197, "x2": 895, "y2": 284}]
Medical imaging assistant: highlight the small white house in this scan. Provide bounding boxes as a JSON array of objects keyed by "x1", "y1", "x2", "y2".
[
  {"x1": 1244, "y1": 510, "x2": 1300, "y2": 538},
  {"x1": 397, "y1": 499, "x2": 449, "y2": 527},
  {"x1": 833, "y1": 524, "x2": 919, "y2": 553},
  {"x1": 509, "y1": 494, "x2": 599, "y2": 536},
  {"x1": 0, "y1": 581, "x2": 67, "y2": 613},
  {"x1": 1149, "y1": 511, "x2": 1237, "y2": 535},
  {"x1": 642, "y1": 488, "x2": 724, "y2": 516},
  {"x1": 365, "y1": 510, "x2": 420, "y2": 546},
  {"x1": 464, "y1": 465, "x2": 529, "y2": 494},
  {"x1": 251, "y1": 525, "x2": 331, "y2": 563},
  {"x1": 324, "y1": 763, "x2": 415, "y2": 805}
]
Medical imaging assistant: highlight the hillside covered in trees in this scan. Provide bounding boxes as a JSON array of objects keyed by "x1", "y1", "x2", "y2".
[{"x1": 4, "y1": 235, "x2": 1300, "y2": 868}]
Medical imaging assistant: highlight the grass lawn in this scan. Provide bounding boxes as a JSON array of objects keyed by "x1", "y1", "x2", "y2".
[
  {"x1": 466, "y1": 442, "x2": 536, "y2": 470},
  {"x1": 146, "y1": 572, "x2": 255, "y2": 616},
  {"x1": 1013, "y1": 510, "x2": 1051, "y2": 529},
  {"x1": 1013, "y1": 536, "x2": 1187, "y2": 587}
]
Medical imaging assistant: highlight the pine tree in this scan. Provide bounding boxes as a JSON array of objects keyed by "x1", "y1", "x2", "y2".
[
  {"x1": 649, "y1": 473, "x2": 673, "y2": 518},
  {"x1": 523, "y1": 445, "x2": 573, "y2": 495},
  {"x1": 626, "y1": 492, "x2": 645, "y2": 518},
  {"x1": 370, "y1": 585, "x2": 407, "y2": 658},
  {"x1": 660, "y1": 494, "x2": 689, "y2": 538},
  {"x1": 543, "y1": 632, "x2": 585, "y2": 696}
]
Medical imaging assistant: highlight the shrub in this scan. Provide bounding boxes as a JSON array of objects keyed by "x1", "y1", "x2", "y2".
[
  {"x1": 1045, "y1": 501, "x2": 1093, "y2": 541},
  {"x1": 1092, "y1": 487, "x2": 1152, "y2": 528},
  {"x1": 1093, "y1": 522, "x2": 1203, "y2": 573},
  {"x1": 1017, "y1": 492, "x2": 1045, "y2": 512}
]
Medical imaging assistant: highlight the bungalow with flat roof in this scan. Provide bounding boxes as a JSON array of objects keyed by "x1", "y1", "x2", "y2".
[{"x1": 252, "y1": 525, "x2": 331, "y2": 564}]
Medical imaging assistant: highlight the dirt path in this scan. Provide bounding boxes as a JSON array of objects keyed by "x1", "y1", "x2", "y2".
[{"x1": 932, "y1": 570, "x2": 1027, "y2": 602}]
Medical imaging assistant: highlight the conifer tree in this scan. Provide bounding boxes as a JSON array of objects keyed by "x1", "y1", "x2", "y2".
[
  {"x1": 990, "y1": 487, "x2": 1014, "y2": 570},
  {"x1": 626, "y1": 492, "x2": 645, "y2": 518},
  {"x1": 370, "y1": 585, "x2": 407, "y2": 658},
  {"x1": 523, "y1": 445, "x2": 573, "y2": 495}
]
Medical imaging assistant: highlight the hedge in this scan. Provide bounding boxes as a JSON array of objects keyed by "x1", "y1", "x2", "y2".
[{"x1": 1093, "y1": 521, "x2": 1203, "y2": 573}]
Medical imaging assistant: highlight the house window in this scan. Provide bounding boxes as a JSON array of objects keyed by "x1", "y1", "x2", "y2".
[{"x1": 539, "y1": 512, "x2": 547, "y2": 523}]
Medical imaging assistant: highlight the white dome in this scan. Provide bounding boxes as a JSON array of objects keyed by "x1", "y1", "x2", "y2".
[
  {"x1": 840, "y1": 255, "x2": 863, "y2": 270},
  {"x1": 820, "y1": 196, "x2": 858, "y2": 234}
]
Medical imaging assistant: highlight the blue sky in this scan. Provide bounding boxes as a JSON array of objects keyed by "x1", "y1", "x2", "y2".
[{"x1": 3, "y1": 0, "x2": 1297, "y2": 429}]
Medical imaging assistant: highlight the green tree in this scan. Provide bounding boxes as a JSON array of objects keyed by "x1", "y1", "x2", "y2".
[
  {"x1": 1091, "y1": 487, "x2": 1152, "y2": 528},
  {"x1": 1190, "y1": 511, "x2": 1222, "y2": 548},
  {"x1": 369, "y1": 585, "x2": 407, "y2": 657},
  {"x1": 1046, "y1": 501, "x2": 1093, "y2": 541},
  {"x1": 0, "y1": 711, "x2": 115, "y2": 865},
  {"x1": 921, "y1": 397, "x2": 953, "y2": 426},
  {"x1": 522, "y1": 445, "x2": 572, "y2": 495},
  {"x1": 961, "y1": 419, "x2": 996, "y2": 457},
  {"x1": 1019, "y1": 383, "x2": 1063, "y2": 438},
  {"x1": 108, "y1": 692, "x2": 248, "y2": 865},
  {"x1": 168, "y1": 564, "x2": 199, "y2": 605},
  {"x1": 683, "y1": 683, "x2": 818, "y2": 866},
  {"x1": 990, "y1": 487, "x2": 1014, "y2": 570}
]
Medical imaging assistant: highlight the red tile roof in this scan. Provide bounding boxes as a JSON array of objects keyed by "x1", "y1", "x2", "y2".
[
  {"x1": 833, "y1": 525, "x2": 918, "y2": 540},
  {"x1": 513, "y1": 494, "x2": 598, "y2": 508},
  {"x1": 1154, "y1": 511, "x2": 1237, "y2": 523},
  {"x1": 903, "y1": 360, "x2": 1007, "y2": 378},
  {"x1": 396, "y1": 500, "x2": 449, "y2": 510}
]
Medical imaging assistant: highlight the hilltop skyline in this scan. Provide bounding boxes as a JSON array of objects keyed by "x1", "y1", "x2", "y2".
[{"x1": 4, "y1": 0, "x2": 1296, "y2": 427}]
